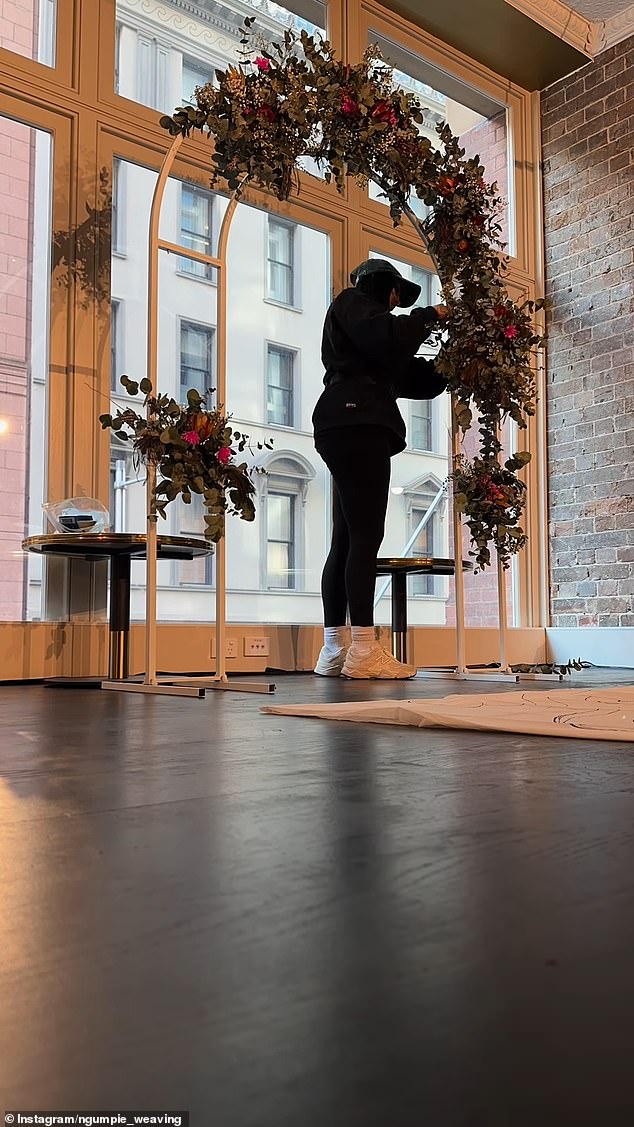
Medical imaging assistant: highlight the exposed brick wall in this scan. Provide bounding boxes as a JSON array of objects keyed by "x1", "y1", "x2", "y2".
[{"x1": 542, "y1": 36, "x2": 634, "y2": 627}]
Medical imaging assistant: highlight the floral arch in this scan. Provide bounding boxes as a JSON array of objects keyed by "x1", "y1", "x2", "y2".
[{"x1": 158, "y1": 17, "x2": 544, "y2": 571}]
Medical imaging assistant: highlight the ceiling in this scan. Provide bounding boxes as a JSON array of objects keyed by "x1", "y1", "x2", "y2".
[
  {"x1": 567, "y1": 0, "x2": 633, "y2": 17},
  {"x1": 380, "y1": 0, "x2": 633, "y2": 90}
]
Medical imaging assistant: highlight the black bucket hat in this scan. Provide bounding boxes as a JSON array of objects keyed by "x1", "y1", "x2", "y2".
[{"x1": 350, "y1": 258, "x2": 421, "y2": 308}]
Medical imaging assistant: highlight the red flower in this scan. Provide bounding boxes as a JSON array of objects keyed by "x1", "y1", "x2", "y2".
[
  {"x1": 371, "y1": 100, "x2": 398, "y2": 126},
  {"x1": 341, "y1": 96, "x2": 361, "y2": 117},
  {"x1": 256, "y1": 104, "x2": 276, "y2": 123},
  {"x1": 217, "y1": 447, "x2": 232, "y2": 465},
  {"x1": 493, "y1": 304, "x2": 506, "y2": 318},
  {"x1": 503, "y1": 325, "x2": 518, "y2": 340},
  {"x1": 183, "y1": 430, "x2": 200, "y2": 446},
  {"x1": 254, "y1": 56, "x2": 271, "y2": 72},
  {"x1": 486, "y1": 484, "x2": 506, "y2": 504},
  {"x1": 438, "y1": 175, "x2": 457, "y2": 196}
]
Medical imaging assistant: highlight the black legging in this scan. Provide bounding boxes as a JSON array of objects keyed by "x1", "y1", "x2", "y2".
[{"x1": 315, "y1": 426, "x2": 392, "y2": 627}]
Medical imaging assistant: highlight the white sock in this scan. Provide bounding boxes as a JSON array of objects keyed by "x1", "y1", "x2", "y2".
[
  {"x1": 350, "y1": 626, "x2": 376, "y2": 656},
  {"x1": 324, "y1": 626, "x2": 347, "y2": 654}
]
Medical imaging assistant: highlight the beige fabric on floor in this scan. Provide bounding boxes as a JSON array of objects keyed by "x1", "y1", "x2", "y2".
[{"x1": 262, "y1": 686, "x2": 634, "y2": 740}]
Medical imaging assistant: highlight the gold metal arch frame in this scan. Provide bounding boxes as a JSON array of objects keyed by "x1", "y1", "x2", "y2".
[
  {"x1": 99, "y1": 134, "x2": 534, "y2": 696},
  {"x1": 102, "y1": 134, "x2": 275, "y2": 697}
]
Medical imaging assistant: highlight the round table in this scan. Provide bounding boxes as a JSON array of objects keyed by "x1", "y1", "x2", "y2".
[
  {"x1": 23, "y1": 533, "x2": 213, "y2": 681},
  {"x1": 376, "y1": 556, "x2": 472, "y2": 664}
]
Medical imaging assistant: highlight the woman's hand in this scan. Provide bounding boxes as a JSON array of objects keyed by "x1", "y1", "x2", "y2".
[{"x1": 433, "y1": 304, "x2": 448, "y2": 320}]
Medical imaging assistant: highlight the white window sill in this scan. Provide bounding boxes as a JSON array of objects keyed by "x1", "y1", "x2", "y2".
[
  {"x1": 176, "y1": 269, "x2": 216, "y2": 286},
  {"x1": 406, "y1": 450, "x2": 448, "y2": 461},
  {"x1": 409, "y1": 594, "x2": 450, "y2": 602},
  {"x1": 265, "y1": 421, "x2": 298, "y2": 432},
  {"x1": 263, "y1": 297, "x2": 302, "y2": 313}
]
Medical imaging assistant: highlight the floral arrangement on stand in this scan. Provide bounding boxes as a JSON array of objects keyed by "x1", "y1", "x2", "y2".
[
  {"x1": 156, "y1": 18, "x2": 545, "y2": 569},
  {"x1": 453, "y1": 450, "x2": 531, "y2": 570},
  {"x1": 99, "y1": 377, "x2": 272, "y2": 542}
]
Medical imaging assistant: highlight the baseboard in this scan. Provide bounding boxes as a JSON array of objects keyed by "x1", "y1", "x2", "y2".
[
  {"x1": 0, "y1": 622, "x2": 547, "y2": 681},
  {"x1": 547, "y1": 627, "x2": 634, "y2": 669},
  {"x1": 409, "y1": 626, "x2": 546, "y2": 669}
]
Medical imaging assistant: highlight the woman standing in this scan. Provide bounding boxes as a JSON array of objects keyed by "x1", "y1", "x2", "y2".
[{"x1": 312, "y1": 258, "x2": 448, "y2": 679}]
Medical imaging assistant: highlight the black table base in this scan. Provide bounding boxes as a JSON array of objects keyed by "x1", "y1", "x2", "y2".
[{"x1": 376, "y1": 557, "x2": 471, "y2": 665}]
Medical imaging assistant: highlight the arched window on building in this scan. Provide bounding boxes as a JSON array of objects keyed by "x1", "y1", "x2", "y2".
[{"x1": 258, "y1": 452, "x2": 315, "y2": 591}]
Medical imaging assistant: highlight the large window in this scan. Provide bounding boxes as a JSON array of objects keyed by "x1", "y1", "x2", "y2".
[
  {"x1": 267, "y1": 345, "x2": 295, "y2": 427},
  {"x1": 180, "y1": 185, "x2": 213, "y2": 280},
  {"x1": 0, "y1": 0, "x2": 539, "y2": 653},
  {"x1": 180, "y1": 321, "x2": 214, "y2": 400},
  {"x1": 267, "y1": 218, "x2": 295, "y2": 306}
]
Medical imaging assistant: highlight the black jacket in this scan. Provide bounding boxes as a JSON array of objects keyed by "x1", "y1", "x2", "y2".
[{"x1": 312, "y1": 287, "x2": 448, "y2": 455}]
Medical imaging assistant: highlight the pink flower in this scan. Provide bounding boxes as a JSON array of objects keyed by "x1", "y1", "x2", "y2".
[
  {"x1": 183, "y1": 430, "x2": 200, "y2": 446},
  {"x1": 370, "y1": 100, "x2": 398, "y2": 127},
  {"x1": 341, "y1": 96, "x2": 360, "y2": 117},
  {"x1": 217, "y1": 447, "x2": 232, "y2": 465},
  {"x1": 503, "y1": 325, "x2": 518, "y2": 340},
  {"x1": 255, "y1": 56, "x2": 271, "y2": 71}
]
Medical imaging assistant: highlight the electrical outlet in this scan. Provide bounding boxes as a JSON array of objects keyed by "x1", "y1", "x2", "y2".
[
  {"x1": 210, "y1": 637, "x2": 239, "y2": 659},
  {"x1": 244, "y1": 636, "x2": 270, "y2": 656}
]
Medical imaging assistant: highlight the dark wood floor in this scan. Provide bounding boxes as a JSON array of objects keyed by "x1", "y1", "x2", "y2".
[{"x1": 2, "y1": 671, "x2": 634, "y2": 1125}]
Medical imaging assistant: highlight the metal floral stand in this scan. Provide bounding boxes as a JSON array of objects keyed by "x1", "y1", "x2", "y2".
[
  {"x1": 102, "y1": 134, "x2": 275, "y2": 696},
  {"x1": 416, "y1": 396, "x2": 519, "y2": 683}
]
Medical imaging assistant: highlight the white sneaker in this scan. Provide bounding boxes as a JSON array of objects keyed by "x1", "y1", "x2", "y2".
[
  {"x1": 341, "y1": 644, "x2": 417, "y2": 680},
  {"x1": 314, "y1": 645, "x2": 348, "y2": 677}
]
